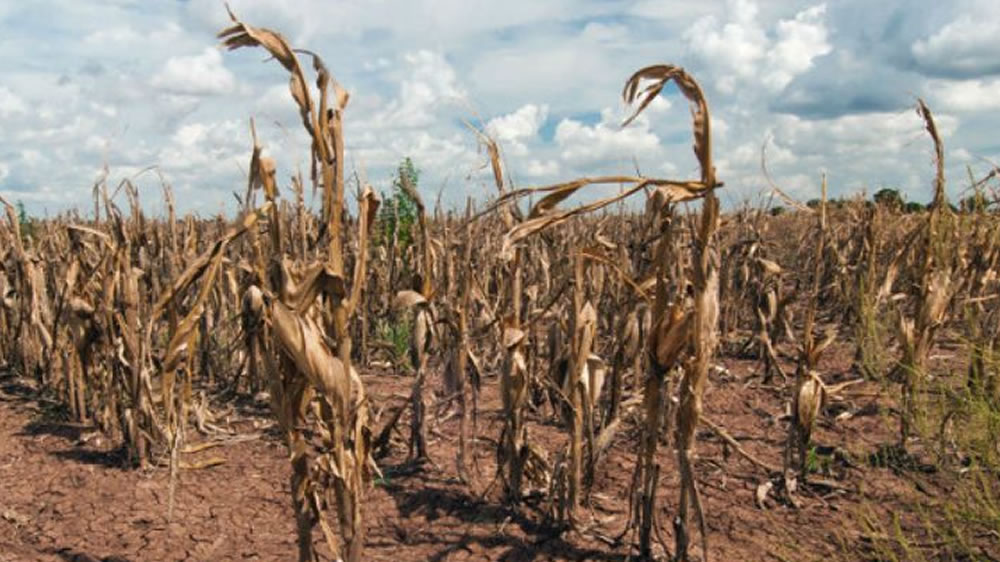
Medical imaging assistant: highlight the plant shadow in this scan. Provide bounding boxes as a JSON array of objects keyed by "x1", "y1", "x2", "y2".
[{"x1": 378, "y1": 466, "x2": 628, "y2": 561}]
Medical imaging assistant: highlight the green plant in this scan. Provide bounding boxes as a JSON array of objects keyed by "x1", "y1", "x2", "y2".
[
  {"x1": 377, "y1": 157, "x2": 420, "y2": 249},
  {"x1": 803, "y1": 445, "x2": 835, "y2": 476},
  {"x1": 16, "y1": 200, "x2": 34, "y2": 242},
  {"x1": 376, "y1": 314, "x2": 413, "y2": 370},
  {"x1": 855, "y1": 276, "x2": 890, "y2": 380}
]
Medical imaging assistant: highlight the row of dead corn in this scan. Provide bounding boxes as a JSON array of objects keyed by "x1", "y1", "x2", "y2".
[{"x1": 2, "y1": 11, "x2": 1000, "y2": 561}]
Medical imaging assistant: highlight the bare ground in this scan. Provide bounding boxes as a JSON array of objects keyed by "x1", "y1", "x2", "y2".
[{"x1": 0, "y1": 344, "x2": 980, "y2": 561}]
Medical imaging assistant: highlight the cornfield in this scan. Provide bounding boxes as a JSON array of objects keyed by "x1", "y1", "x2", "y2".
[{"x1": 2, "y1": 10, "x2": 1000, "y2": 562}]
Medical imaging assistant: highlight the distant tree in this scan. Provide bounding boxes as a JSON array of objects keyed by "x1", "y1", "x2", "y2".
[
  {"x1": 903, "y1": 201, "x2": 925, "y2": 214},
  {"x1": 769, "y1": 206, "x2": 786, "y2": 216},
  {"x1": 961, "y1": 192, "x2": 988, "y2": 213},
  {"x1": 806, "y1": 198, "x2": 821, "y2": 209},
  {"x1": 873, "y1": 188, "x2": 904, "y2": 210}
]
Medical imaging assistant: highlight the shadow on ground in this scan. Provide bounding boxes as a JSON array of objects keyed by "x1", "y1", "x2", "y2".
[
  {"x1": 378, "y1": 463, "x2": 628, "y2": 562},
  {"x1": 48, "y1": 547, "x2": 133, "y2": 562}
]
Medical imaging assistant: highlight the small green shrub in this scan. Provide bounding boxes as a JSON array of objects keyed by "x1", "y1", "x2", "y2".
[
  {"x1": 375, "y1": 313, "x2": 412, "y2": 371},
  {"x1": 377, "y1": 157, "x2": 420, "y2": 250},
  {"x1": 16, "y1": 200, "x2": 34, "y2": 243}
]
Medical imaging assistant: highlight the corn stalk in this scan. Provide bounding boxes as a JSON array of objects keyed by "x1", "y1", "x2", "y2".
[
  {"x1": 895, "y1": 99, "x2": 957, "y2": 449},
  {"x1": 220, "y1": 12, "x2": 377, "y2": 561}
]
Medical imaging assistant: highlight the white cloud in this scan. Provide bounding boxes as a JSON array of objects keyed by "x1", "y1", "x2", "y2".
[
  {"x1": 160, "y1": 119, "x2": 247, "y2": 177},
  {"x1": 83, "y1": 26, "x2": 141, "y2": 45},
  {"x1": 487, "y1": 104, "x2": 549, "y2": 156},
  {"x1": 89, "y1": 102, "x2": 117, "y2": 118},
  {"x1": 764, "y1": 4, "x2": 831, "y2": 91},
  {"x1": 627, "y1": 1, "x2": 719, "y2": 20},
  {"x1": 772, "y1": 173, "x2": 821, "y2": 200},
  {"x1": 555, "y1": 108, "x2": 662, "y2": 166},
  {"x1": 0, "y1": 87, "x2": 27, "y2": 118},
  {"x1": 363, "y1": 57, "x2": 391, "y2": 72},
  {"x1": 684, "y1": 1, "x2": 830, "y2": 94},
  {"x1": 524, "y1": 159, "x2": 560, "y2": 177},
  {"x1": 950, "y1": 147, "x2": 973, "y2": 162},
  {"x1": 339, "y1": 49, "x2": 484, "y2": 197},
  {"x1": 930, "y1": 78, "x2": 1000, "y2": 111},
  {"x1": 684, "y1": 0, "x2": 768, "y2": 94},
  {"x1": 912, "y1": 15, "x2": 1000, "y2": 77},
  {"x1": 713, "y1": 114, "x2": 730, "y2": 140},
  {"x1": 394, "y1": 131, "x2": 475, "y2": 171},
  {"x1": 16, "y1": 116, "x2": 97, "y2": 143},
  {"x1": 151, "y1": 48, "x2": 236, "y2": 96},
  {"x1": 773, "y1": 111, "x2": 930, "y2": 157},
  {"x1": 721, "y1": 139, "x2": 792, "y2": 174},
  {"x1": 21, "y1": 150, "x2": 44, "y2": 166},
  {"x1": 1, "y1": 0, "x2": 998, "y2": 214},
  {"x1": 83, "y1": 134, "x2": 105, "y2": 151},
  {"x1": 372, "y1": 50, "x2": 467, "y2": 129},
  {"x1": 579, "y1": 22, "x2": 629, "y2": 43}
]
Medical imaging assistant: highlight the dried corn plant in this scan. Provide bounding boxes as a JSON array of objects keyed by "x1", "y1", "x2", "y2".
[
  {"x1": 0, "y1": 195, "x2": 52, "y2": 384},
  {"x1": 962, "y1": 210, "x2": 1000, "y2": 403},
  {"x1": 472, "y1": 130, "x2": 536, "y2": 504},
  {"x1": 893, "y1": 99, "x2": 962, "y2": 449},
  {"x1": 556, "y1": 252, "x2": 600, "y2": 522},
  {"x1": 441, "y1": 207, "x2": 480, "y2": 483},
  {"x1": 395, "y1": 168, "x2": 435, "y2": 463},
  {"x1": 750, "y1": 239, "x2": 790, "y2": 383},
  {"x1": 845, "y1": 201, "x2": 898, "y2": 379},
  {"x1": 784, "y1": 177, "x2": 836, "y2": 488},
  {"x1": 220, "y1": 10, "x2": 378, "y2": 561},
  {"x1": 473, "y1": 63, "x2": 720, "y2": 558}
]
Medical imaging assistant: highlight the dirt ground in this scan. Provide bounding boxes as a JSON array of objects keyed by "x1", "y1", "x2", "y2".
[{"x1": 0, "y1": 346, "x2": 974, "y2": 561}]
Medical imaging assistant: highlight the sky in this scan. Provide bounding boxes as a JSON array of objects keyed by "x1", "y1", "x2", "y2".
[{"x1": 1, "y1": 0, "x2": 999, "y2": 216}]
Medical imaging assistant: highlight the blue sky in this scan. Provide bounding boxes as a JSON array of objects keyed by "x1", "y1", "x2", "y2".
[{"x1": 1, "y1": 0, "x2": 999, "y2": 215}]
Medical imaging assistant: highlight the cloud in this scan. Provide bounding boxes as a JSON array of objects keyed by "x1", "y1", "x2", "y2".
[
  {"x1": 371, "y1": 50, "x2": 467, "y2": 129},
  {"x1": 1, "y1": 0, "x2": 1000, "y2": 215},
  {"x1": 524, "y1": 159, "x2": 560, "y2": 177},
  {"x1": 83, "y1": 26, "x2": 142, "y2": 45},
  {"x1": 773, "y1": 50, "x2": 913, "y2": 119},
  {"x1": 487, "y1": 104, "x2": 549, "y2": 156},
  {"x1": 773, "y1": 110, "x2": 954, "y2": 159},
  {"x1": 930, "y1": 78, "x2": 1000, "y2": 111},
  {"x1": 683, "y1": 0, "x2": 768, "y2": 94},
  {"x1": 683, "y1": 1, "x2": 831, "y2": 94},
  {"x1": 764, "y1": 4, "x2": 832, "y2": 91},
  {"x1": 911, "y1": 15, "x2": 1000, "y2": 78},
  {"x1": 555, "y1": 108, "x2": 662, "y2": 167},
  {"x1": 950, "y1": 147, "x2": 973, "y2": 163},
  {"x1": 151, "y1": 48, "x2": 236, "y2": 96},
  {"x1": 162, "y1": 120, "x2": 246, "y2": 168},
  {"x1": 0, "y1": 87, "x2": 27, "y2": 118}
]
